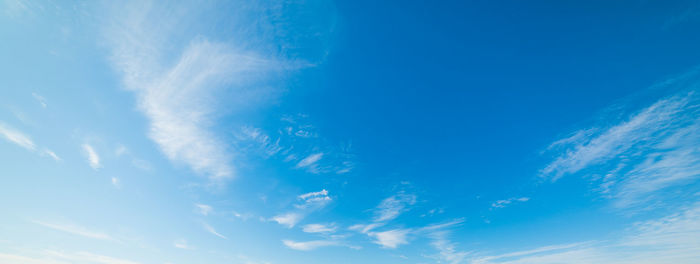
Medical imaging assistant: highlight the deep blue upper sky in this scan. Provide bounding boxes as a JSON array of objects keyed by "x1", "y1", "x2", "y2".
[{"x1": 1, "y1": 1, "x2": 700, "y2": 264}]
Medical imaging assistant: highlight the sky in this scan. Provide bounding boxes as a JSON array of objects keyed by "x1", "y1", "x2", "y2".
[{"x1": 1, "y1": 0, "x2": 700, "y2": 263}]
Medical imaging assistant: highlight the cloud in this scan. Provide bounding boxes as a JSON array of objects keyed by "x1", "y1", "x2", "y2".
[
  {"x1": 173, "y1": 239, "x2": 191, "y2": 249},
  {"x1": 0, "y1": 123, "x2": 61, "y2": 161},
  {"x1": 82, "y1": 144, "x2": 101, "y2": 170},
  {"x1": 302, "y1": 223, "x2": 336, "y2": 233},
  {"x1": 32, "y1": 220, "x2": 114, "y2": 241},
  {"x1": 0, "y1": 250, "x2": 142, "y2": 264},
  {"x1": 111, "y1": 177, "x2": 119, "y2": 187},
  {"x1": 104, "y1": 1, "x2": 285, "y2": 181},
  {"x1": 43, "y1": 250, "x2": 141, "y2": 264},
  {"x1": 42, "y1": 150, "x2": 61, "y2": 161},
  {"x1": 429, "y1": 231, "x2": 470, "y2": 264},
  {"x1": 374, "y1": 193, "x2": 417, "y2": 222},
  {"x1": 271, "y1": 189, "x2": 332, "y2": 228},
  {"x1": 295, "y1": 152, "x2": 323, "y2": 173},
  {"x1": 195, "y1": 203, "x2": 213, "y2": 216},
  {"x1": 32, "y1": 92, "x2": 47, "y2": 108},
  {"x1": 368, "y1": 229, "x2": 410, "y2": 249},
  {"x1": 540, "y1": 88, "x2": 700, "y2": 209},
  {"x1": 469, "y1": 203, "x2": 700, "y2": 264},
  {"x1": 296, "y1": 189, "x2": 331, "y2": 208},
  {"x1": 0, "y1": 122, "x2": 36, "y2": 150},
  {"x1": 282, "y1": 239, "x2": 340, "y2": 251},
  {"x1": 202, "y1": 223, "x2": 227, "y2": 239},
  {"x1": 271, "y1": 212, "x2": 303, "y2": 228},
  {"x1": 491, "y1": 197, "x2": 530, "y2": 209}
]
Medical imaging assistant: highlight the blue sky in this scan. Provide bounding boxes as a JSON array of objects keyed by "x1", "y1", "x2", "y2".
[{"x1": 1, "y1": 0, "x2": 700, "y2": 263}]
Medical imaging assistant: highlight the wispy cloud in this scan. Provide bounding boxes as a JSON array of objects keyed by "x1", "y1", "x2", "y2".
[
  {"x1": 32, "y1": 220, "x2": 114, "y2": 241},
  {"x1": 195, "y1": 203, "x2": 213, "y2": 216},
  {"x1": 104, "y1": 1, "x2": 285, "y2": 181},
  {"x1": 469, "y1": 202, "x2": 700, "y2": 264},
  {"x1": 271, "y1": 212, "x2": 304, "y2": 228},
  {"x1": 429, "y1": 231, "x2": 470, "y2": 264},
  {"x1": 302, "y1": 223, "x2": 336, "y2": 233},
  {"x1": 0, "y1": 122, "x2": 61, "y2": 161},
  {"x1": 32, "y1": 92, "x2": 47, "y2": 108},
  {"x1": 374, "y1": 193, "x2": 417, "y2": 222},
  {"x1": 368, "y1": 229, "x2": 410, "y2": 249},
  {"x1": 271, "y1": 189, "x2": 332, "y2": 228},
  {"x1": 82, "y1": 144, "x2": 101, "y2": 170},
  {"x1": 202, "y1": 223, "x2": 227, "y2": 239},
  {"x1": 0, "y1": 122, "x2": 36, "y2": 150},
  {"x1": 491, "y1": 197, "x2": 530, "y2": 209},
  {"x1": 0, "y1": 250, "x2": 142, "y2": 264},
  {"x1": 173, "y1": 239, "x2": 191, "y2": 249},
  {"x1": 43, "y1": 250, "x2": 141, "y2": 264},
  {"x1": 295, "y1": 152, "x2": 323, "y2": 173},
  {"x1": 282, "y1": 239, "x2": 340, "y2": 251},
  {"x1": 540, "y1": 85, "x2": 700, "y2": 209}
]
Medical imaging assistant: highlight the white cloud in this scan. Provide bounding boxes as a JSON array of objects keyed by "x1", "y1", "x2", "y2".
[
  {"x1": 111, "y1": 177, "x2": 119, "y2": 187},
  {"x1": 195, "y1": 203, "x2": 213, "y2": 216},
  {"x1": 271, "y1": 189, "x2": 332, "y2": 228},
  {"x1": 369, "y1": 229, "x2": 410, "y2": 249},
  {"x1": 540, "y1": 89, "x2": 700, "y2": 209},
  {"x1": 271, "y1": 212, "x2": 303, "y2": 228},
  {"x1": 32, "y1": 220, "x2": 114, "y2": 241},
  {"x1": 430, "y1": 232, "x2": 470, "y2": 264},
  {"x1": 202, "y1": 223, "x2": 226, "y2": 239},
  {"x1": 173, "y1": 239, "x2": 190, "y2": 249},
  {"x1": 296, "y1": 189, "x2": 331, "y2": 208},
  {"x1": 302, "y1": 223, "x2": 336, "y2": 233},
  {"x1": 43, "y1": 250, "x2": 141, "y2": 264},
  {"x1": 470, "y1": 203, "x2": 700, "y2": 264},
  {"x1": 0, "y1": 250, "x2": 142, "y2": 264},
  {"x1": 104, "y1": 1, "x2": 285, "y2": 181},
  {"x1": 374, "y1": 193, "x2": 416, "y2": 222},
  {"x1": 42, "y1": 149, "x2": 61, "y2": 161},
  {"x1": 282, "y1": 239, "x2": 340, "y2": 251},
  {"x1": 82, "y1": 144, "x2": 101, "y2": 170},
  {"x1": 491, "y1": 197, "x2": 530, "y2": 209},
  {"x1": 0, "y1": 122, "x2": 36, "y2": 150},
  {"x1": 0, "y1": 123, "x2": 61, "y2": 162},
  {"x1": 295, "y1": 152, "x2": 323, "y2": 173},
  {"x1": 348, "y1": 223, "x2": 384, "y2": 234},
  {"x1": 32, "y1": 92, "x2": 47, "y2": 108}
]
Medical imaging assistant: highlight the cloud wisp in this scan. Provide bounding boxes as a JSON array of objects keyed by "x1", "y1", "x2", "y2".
[
  {"x1": 31, "y1": 220, "x2": 114, "y2": 242},
  {"x1": 271, "y1": 189, "x2": 332, "y2": 228},
  {"x1": 82, "y1": 144, "x2": 101, "y2": 170},
  {"x1": 469, "y1": 202, "x2": 700, "y2": 264},
  {"x1": 0, "y1": 122, "x2": 61, "y2": 161},
  {"x1": 104, "y1": 1, "x2": 290, "y2": 182},
  {"x1": 540, "y1": 83, "x2": 700, "y2": 209}
]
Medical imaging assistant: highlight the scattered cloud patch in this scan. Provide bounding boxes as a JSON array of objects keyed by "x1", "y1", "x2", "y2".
[
  {"x1": 369, "y1": 229, "x2": 410, "y2": 249},
  {"x1": 491, "y1": 197, "x2": 530, "y2": 209},
  {"x1": 195, "y1": 204, "x2": 213, "y2": 216},
  {"x1": 271, "y1": 212, "x2": 304, "y2": 228},
  {"x1": 0, "y1": 122, "x2": 36, "y2": 150},
  {"x1": 282, "y1": 239, "x2": 340, "y2": 251},
  {"x1": 541, "y1": 88, "x2": 700, "y2": 209},
  {"x1": 375, "y1": 193, "x2": 417, "y2": 222},
  {"x1": 295, "y1": 153, "x2": 323, "y2": 173},
  {"x1": 202, "y1": 223, "x2": 226, "y2": 239},
  {"x1": 82, "y1": 144, "x2": 101, "y2": 170},
  {"x1": 32, "y1": 220, "x2": 114, "y2": 241},
  {"x1": 302, "y1": 223, "x2": 336, "y2": 233},
  {"x1": 31, "y1": 92, "x2": 47, "y2": 108},
  {"x1": 173, "y1": 239, "x2": 191, "y2": 249}
]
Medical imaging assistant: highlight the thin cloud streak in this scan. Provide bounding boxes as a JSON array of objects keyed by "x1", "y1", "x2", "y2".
[{"x1": 32, "y1": 221, "x2": 114, "y2": 241}]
